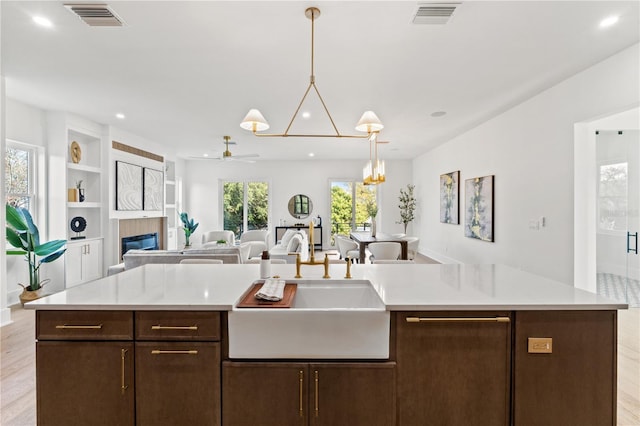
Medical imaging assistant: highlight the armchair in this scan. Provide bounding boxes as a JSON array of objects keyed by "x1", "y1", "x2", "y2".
[
  {"x1": 240, "y1": 229, "x2": 270, "y2": 259},
  {"x1": 202, "y1": 230, "x2": 236, "y2": 245}
]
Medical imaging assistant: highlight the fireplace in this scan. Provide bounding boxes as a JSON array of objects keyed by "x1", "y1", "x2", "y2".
[{"x1": 121, "y1": 233, "x2": 159, "y2": 257}]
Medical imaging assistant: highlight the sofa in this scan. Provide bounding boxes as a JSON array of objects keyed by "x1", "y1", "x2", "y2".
[
  {"x1": 108, "y1": 247, "x2": 244, "y2": 275},
  {"x1": 269, "y1": 229, "x2": 309, "y2": 263}
]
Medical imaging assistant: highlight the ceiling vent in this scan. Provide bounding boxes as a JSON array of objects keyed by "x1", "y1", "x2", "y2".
[
  {"x1": 64, "y1": 3, "x2": 124, "y2": 27},
  {"x1": 412, "y1": 3, "x2": 460, "y2": 25}
]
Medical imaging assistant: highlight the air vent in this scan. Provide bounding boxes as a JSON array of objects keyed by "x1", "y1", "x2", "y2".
[
  {"x1": 413, "y1": 3, "x2": 460, "y2": 25},
  {"x1": 64, "y1": 3, "x2": 124, "y2": 27}
]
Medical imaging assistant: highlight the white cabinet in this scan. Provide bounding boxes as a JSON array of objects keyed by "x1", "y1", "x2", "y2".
[{"x1": 66, "y1": 239, "x2": 103, "y2": 288}]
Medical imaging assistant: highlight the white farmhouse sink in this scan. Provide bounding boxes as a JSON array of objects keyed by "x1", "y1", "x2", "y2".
[{"x1": 228, "y1": 280, "x2": 390, "y2": 359}]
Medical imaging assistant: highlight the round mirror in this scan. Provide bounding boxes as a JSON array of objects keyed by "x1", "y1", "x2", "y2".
[{"x1": 288, "y1": 194, "x2": 313, "y2": 219}]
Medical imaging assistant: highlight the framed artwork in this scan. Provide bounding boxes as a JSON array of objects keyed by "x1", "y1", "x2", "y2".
[
  {"x1": 116, "y1": 161, "x2": 143, "y2": 211},
  {"x1": 465, "y1": 175, "x2": 494, "y2": 242},
  {"x1": 143, "y1": 167, "x2": 164, "y2": 211},
  {"x1": 440, "y1": 170, "x2": 460, "y2": 224}
]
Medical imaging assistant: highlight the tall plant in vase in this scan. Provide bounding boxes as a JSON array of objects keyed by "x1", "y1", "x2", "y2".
[
  {"x1": 397, "y1": 184, "x2": 416, "y2": 235},
  {"x1": 179, "y1": 212, "x2": 199, "y2": 247},
  {"x1": 365, "y1": 200, "x2": 379, "y2": 237},
  {"x1": 6, "y1": 204, "x2": 67, "y2": 304}
]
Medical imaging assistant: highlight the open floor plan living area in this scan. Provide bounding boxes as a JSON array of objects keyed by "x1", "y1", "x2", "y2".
[{"x1": 2, "y1": 1, "x2": 639, "y2": 425}]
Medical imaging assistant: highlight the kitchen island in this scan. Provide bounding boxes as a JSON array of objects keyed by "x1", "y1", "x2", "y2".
[{"x1": 27, "y1": 263, "x2": 626, "y2": 426}]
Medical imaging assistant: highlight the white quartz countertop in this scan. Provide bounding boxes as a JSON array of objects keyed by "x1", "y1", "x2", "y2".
[{"x1": 25, "y1": 263, "x2": 627, "y2": 311}]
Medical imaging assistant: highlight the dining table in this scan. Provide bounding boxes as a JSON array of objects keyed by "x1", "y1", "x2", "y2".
[{"x1": 349, "y1": 232, "x2": 408, "y2": 264}]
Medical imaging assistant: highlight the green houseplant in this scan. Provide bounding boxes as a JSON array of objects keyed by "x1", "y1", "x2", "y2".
[
  {"x1": 179, "y1": 212, "x2": 199, "y2": 247},
  {"x1": 6, "y1": 204, "x2": 67, "y2": 304},
  {"x1": 397, "y1": 184, "x2": 416, "y2": 234}
]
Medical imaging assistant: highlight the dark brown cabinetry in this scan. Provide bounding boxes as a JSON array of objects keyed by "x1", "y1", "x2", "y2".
[
  {"x1": 222, "y1": 361, "x2": 395, "y2": 426},
  {"x1": 36, "y1": 311, "x2": 135, "y2": 426},
  {"x1": 134, "y1": 311, "x2": 221, "y2": 426},
  {"x1": 396, "y1": 311, "x2": 512, "y2": 426},
  {"x1": 513, "y1": 310, "x2": 617, "y2": 426},
  {"x1": 36, "y1": 310, "x2": 221, "y2": 426}
]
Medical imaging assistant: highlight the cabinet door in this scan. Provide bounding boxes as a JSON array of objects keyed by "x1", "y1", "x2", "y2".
[
  {"x1": 64, "y1": 242, "x2": 84, "y2": 288},
  {"x1": 223, "y1": 362, "x2": 308, "y2": 426},
  {"x1": 37, "y1": 341, "x2": 134, "y2": 426},
  {"x1": 513, "y1": 311, "x2": 616, "y2": 426},
  {"x1": 310, "y1": 362, "x2": 396, "y2": 426},
  {"x1": 82, "y1": 239, "x2": 103, "y2": 282},
  {"x1": 135, "y1": 341, "x2": 221, "y2": 426},
  {"x1": 396, "y1": 312, "x2": 511, "y2": 426}
]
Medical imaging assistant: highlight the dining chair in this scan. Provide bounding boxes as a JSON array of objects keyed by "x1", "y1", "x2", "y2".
[
  {"x1": 335, "y1": 235, "x2": 360, "y2": 263},
  {"x1": 403, "y1": 237, "x2": 420, "y2": 260},
  {"x1": 368, "y1": 242, "x2": 401, "y2": 263}
]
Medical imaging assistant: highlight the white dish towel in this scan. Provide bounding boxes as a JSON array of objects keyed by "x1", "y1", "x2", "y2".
[{"x1": 255, "y1": 278, "x2": 286, "y2": 302}]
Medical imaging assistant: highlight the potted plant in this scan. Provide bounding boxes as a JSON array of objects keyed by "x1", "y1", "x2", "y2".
[
  {"x1": 179, "y1": 212, "x2": 199, "y2": 247},
  {"x1": 365, "y1": 200, "x2": 379, "y2": 237},
  {"x1": 397, "y1": 184, "x2": 416, "y2": 234},
  {"x1": 6, "y1": 204, "x2": 67, "y2": 305}
]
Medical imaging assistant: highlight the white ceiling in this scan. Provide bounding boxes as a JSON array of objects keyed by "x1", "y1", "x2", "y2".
[{"x1": 2, "y1": 1, "x2": 639, "y2": 161}]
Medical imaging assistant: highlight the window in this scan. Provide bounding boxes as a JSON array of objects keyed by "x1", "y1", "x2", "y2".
[
  {"x1": 330, "y1": 180, "x2": 376, "y2": 244},
  {"x1": 5, "y1": 141, "x2": 37, "y2": 213},
  {"x1": 222, "y1": 181, "x2": 269, "y2": 237},
  {"x1": 598, "y1": 162, "x2": 628, "y2": 231}
]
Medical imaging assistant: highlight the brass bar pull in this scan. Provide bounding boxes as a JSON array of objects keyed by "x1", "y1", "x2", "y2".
[
  {"x1": 151, "y1": 325, "x2": 198, "y2": 330},
  {"x1": 150, "y1": 350, "x2": 198, "y2": 355},
  {"x1": 406, "y1": 316, "x2": 511, "y2": 323},
  {"x1": 299, "y1": 370, "x2": 304, "y2": 418},
  {"x1": 314, "y1": 370, "x2": 319, "y2": 417},
  {"x1": 55, "y1": 324, "x2": 103, "y2": 329},
  {"x1": 121, "y1": 349, "x2": 128, "y2": 395}
]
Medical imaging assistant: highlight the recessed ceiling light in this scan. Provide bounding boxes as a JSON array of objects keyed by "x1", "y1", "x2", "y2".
[
  {"x1": 302, "y1": 111, "x2": 311, "y2": 119},
  {"x1": 116, "y1": 113, "x2": 125, "y2": 119},
  {"x1": 431, "y1": 111, "x2": 447, "y2": 117},
  {"x1": 600, "y1": 15, "x2": 619, "y2": 28},
  {"x1": 308, "y1": 152, "x2": 315, "y2": 157},
  {"x1": 33, "y1": 16, "x2": 53, "y2": 27},
  {"x1": 203, "y1": 153, "x2": 209, "y2": 157}
]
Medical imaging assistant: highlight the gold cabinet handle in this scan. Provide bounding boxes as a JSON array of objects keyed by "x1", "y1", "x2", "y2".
[
  {"x1": 150, "y1": 350, "x2": 198, "y2": 355},
  {"x1": 55, "y1": 324, "x2": 103, "y2": 329},
  {"x1": 151, "y1": 325, "x2": 198, "y2": 330},
  {"x1": 314, "y1": 370, "x2": 319, "y2": 417},
  {"x1": 121, "y1": 348, "x2": 128, "y2": 395},
  {"x1": 406, "y1": 316, "x2": 510, "y2": 323},
  {"x1": 299, "y1": 370, "x2": 304, "y2": 418}
]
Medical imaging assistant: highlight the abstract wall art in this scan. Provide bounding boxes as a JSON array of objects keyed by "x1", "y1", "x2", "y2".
[
  {"x1": 440, "y1": 170, "x2": 460, "y2": 224},
  {"x1": 116, "y1": 161, "x2": 143, "y2": 211},
  {"x1": 143, "y1": 167, "x2": 164, "y2": 211},
  {"x1": 465, "y1": 175, "x2": 494, "y2": 242}
]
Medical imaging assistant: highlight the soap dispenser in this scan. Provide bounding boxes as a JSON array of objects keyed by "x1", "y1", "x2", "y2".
[{"x1": 260, "y1": 250, "x2": 271, "y2": 279}]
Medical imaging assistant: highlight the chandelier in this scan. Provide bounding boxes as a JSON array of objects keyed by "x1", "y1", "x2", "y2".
[
  {"x1": 363, "y1": 135, "x2": 386, "y2": 185},
  {"x1": 239, "y1": 7, "x2": 384, "y2": 139}
]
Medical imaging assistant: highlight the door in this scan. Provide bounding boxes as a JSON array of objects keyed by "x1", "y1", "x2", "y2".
[
  {"x1": 82, "y1": 239, "x2": 103, "y2": 282},
  {"x1": 330, "y1": 181, "x2": 376, "y2": 246},
  {"x1": 222, "y1": 361, "x2": 308, "y2": 426},
  {"x1": 135, "y1": 342, "x2": 221, "y2": 426},
  {"x1": 596, "y1": 129, "x2": 639, "y2": 305},
  {"x1": 396, "y1": 312, "x2": 511, "y2": 426},
  {"x1": 310, "y1": 363, "x2": 396, "y2": 426},
  {"x1": 37, "y1": 341, "x2": 134, "y2": 426}
]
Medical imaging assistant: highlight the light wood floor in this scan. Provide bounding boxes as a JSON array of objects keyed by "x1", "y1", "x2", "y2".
[{"x1": 2, "y1": 306, "x2": 638, "y2": 425}]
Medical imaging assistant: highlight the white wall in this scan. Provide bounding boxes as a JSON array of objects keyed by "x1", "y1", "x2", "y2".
[
  {"x1": 414, "y1": 43, "x2": 640, "y2": 285},
  {"x1": 183, "y1": 159, "x2": 412, "y2": 249},
  {"x1": 1, "y1": 76, "x2": 9, "y2": 325}
]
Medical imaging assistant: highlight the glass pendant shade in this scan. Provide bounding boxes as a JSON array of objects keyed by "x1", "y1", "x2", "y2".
[
  {"x1": 240, "y1": 109, "x2": 270, "y2": 132},
  {"x1": 355, "y1": 111, "x2": 384, "y2": 133}
]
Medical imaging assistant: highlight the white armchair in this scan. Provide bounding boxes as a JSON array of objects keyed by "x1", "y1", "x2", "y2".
[
  {"x1": 202, "y1": 230, "x2": 236, "y2": 245},
  {"x1": 240, "y1": 229, "x2": 270, "y2": 259},
  {"x1": 368, "y1": 242, "x2": 401, "y2": 263}
]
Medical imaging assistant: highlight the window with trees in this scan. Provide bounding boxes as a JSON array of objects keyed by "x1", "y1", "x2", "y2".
[
  {"x1": 330, "y1": 181, "x2": 377, "y2": 245},
  {"x1": 5, "y1": 141, "x2": 36, "y2": 213},
  {"x1": 598, "y1": 162, "x2": 628, "y2": 232},
  {"x1": 223, "y1": 181, "x2": 269, "y2": 237}
]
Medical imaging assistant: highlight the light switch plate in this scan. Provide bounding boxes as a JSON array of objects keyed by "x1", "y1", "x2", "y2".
[{"x1": 528, "y1": 337, "x2": 552, "y2": 353}]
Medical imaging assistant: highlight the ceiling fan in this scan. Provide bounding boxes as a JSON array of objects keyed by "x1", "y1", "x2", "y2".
[{"x1": 192, "y1": 136, "x2": 259, "y2": 163}]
